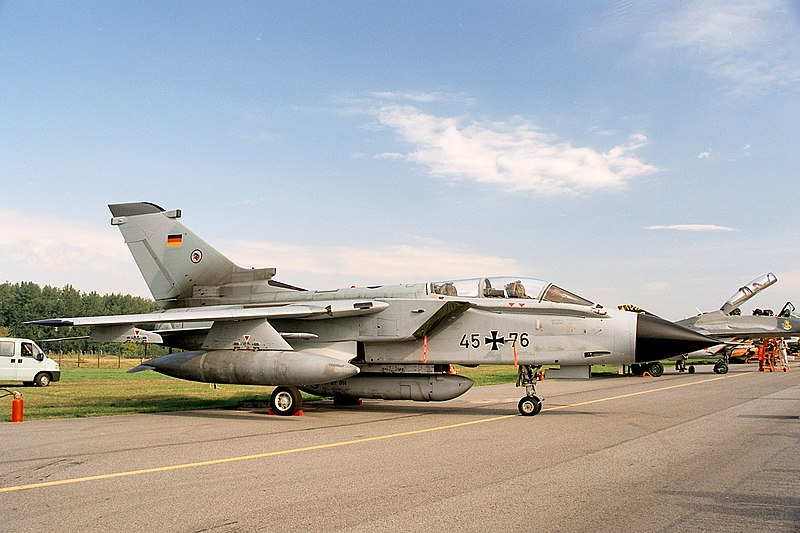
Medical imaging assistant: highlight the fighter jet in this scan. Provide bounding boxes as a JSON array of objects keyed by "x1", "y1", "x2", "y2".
[
  {"x1": 676, "y1": 273, "x2": 798, "y2": 339},
  {"x1": 623, "y1": 273, "x2": 800, "y2": 375},
  {"x1": 31, "y1": 202, "x2": 716, "y2": 416},
  {"x1": 673, "y1": 273, "x2": 799, "y2": 373}
]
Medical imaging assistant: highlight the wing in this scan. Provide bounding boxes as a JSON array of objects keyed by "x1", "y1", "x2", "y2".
[
  {"x1": 29, "y1": 300, "x2": 389, "y2": 346},
  {"x1": 28, "y1": 300, "x2": 389, "y2": 327}
]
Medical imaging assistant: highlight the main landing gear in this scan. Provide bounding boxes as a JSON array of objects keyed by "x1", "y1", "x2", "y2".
[
  {"x1": 270, "y1": 386, "x2": 303, "y2": 416},
  {"x1": 676, "y1": 357, "x2": 728, "y2": 375},
  {"x1": 630, "y1": 361, "x2": 664, "y2": 377},
  {"x1": 516, "y1": 365, "x2": 543, "y2": 416}
]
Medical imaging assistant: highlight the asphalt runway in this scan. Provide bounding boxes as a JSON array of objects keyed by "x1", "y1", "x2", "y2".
[{"x1": 1, "y1": 364, "x2": 799, "y2": 532}]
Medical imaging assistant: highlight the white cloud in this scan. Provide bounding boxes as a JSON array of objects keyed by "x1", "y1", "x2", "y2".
[
  {"x1": 0, "y1": 209, "x2": 150, "y2": 296},
  {"x1": 648, "y1": 1, "x2": 800, "y2": 96},
  {"x1": 374, "y1": 152, "x2": 405, "y2": 161},
  {"x1": 370, "y1": 91, "x2": 476, "y2": 106},
  {"x1": 372, "y1": 91, "x2": 447, "y2": 103},
  {"x1": 374, "y1": 105, "x2": 659, "y2": 196},
  {"x1": 697, "y1": 149, "x2": 711, "y2": 159},
  {"x1": 222, "y1": 240, "x2": 523, "y2": 289},
  {"x1": 645, "y1": 224, "x2": 735, "y2": 232},
  {"x1": 0, "y1": 207, "x2": 525, "y2": 295}
]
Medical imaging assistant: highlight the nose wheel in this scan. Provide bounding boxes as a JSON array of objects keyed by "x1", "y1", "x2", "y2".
[
  {"x1": 516, "y1": 364, "x2": 544, "y2": 416},
  {"x1": 518, "y1": 395, "x2": 542, "y2": 416}
]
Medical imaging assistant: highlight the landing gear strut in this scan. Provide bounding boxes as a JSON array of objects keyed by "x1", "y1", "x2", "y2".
[{"x1": 516, "y1": 365, "x2": 543, "y2": 416}]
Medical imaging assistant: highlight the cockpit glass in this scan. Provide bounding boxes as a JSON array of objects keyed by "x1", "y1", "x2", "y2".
[
  {"x1": 541, "y1": 285, "x2": 594, "y2": 306},
  {"x1": 430, "y1": 277, "x2": 593, "y2": 306},
  {"x1": 482, "y1": 277, "x2": 547, "y2": 299},
  {"x1": 726, "y1": 273, "x2": 778, "y2": 309},
  {"x1": 430, "y1": 278, "x2": 481, "y2": 298}
]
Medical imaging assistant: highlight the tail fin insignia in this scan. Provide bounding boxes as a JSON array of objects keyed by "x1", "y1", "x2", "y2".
[{"x1": 167, "y1": 234, "x2": 183, "y2": 247}]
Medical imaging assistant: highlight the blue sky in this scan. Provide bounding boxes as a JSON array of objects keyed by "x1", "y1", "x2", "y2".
[{"x1": 1, "y1": 1, "x2": 799, "y2": 320}]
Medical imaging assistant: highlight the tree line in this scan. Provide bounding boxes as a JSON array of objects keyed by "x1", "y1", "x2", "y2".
[{"x1": 0, "y1": 281, "x2": 160, "y2": 354}]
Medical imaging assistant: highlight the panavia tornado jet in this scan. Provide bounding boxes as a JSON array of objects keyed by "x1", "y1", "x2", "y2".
[{"x1": 31, "y1": 202, "x2": 716, "y2": 416}]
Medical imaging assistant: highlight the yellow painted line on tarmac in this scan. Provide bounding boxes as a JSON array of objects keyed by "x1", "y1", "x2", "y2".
[
  {"x1": 0, "y1": 416, "x2": 516, "y2": 494},
  {"x1": 542, "y1": 370, "x2": 750, "y2": 412},
  {"x1": 0, "y1": 370, "x2": 751, "y2": 494}
]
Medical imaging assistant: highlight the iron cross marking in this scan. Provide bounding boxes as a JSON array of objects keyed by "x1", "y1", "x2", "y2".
[{"x1": 485, "y1": 330, "x2": 505, "y2": 351}]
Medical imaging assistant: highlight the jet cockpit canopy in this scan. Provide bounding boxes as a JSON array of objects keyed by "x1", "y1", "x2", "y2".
[
  {"x1": 720, "y1": 272, "x2": 778, "y2": 315},
  {"x1": 779, "y1": 302, "x2": 797, "y2": 318},
  {"x1": 429, "y1": 277, "x2": 594, "y2": 306}
]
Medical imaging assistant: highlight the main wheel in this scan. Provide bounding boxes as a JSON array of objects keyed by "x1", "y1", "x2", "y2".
[
  {"x1": 648, "y1": 362, "x2": 664, "y2": 377},
  {"x1": 34, "y1": 373, "x2": 51, "y2": 387},
  {"x1": 270, "y1": 386, "x2": 302, "y2": 416},
  {"x1": 688, "y1": 365, "x2": 696, "y2": 374},
  {"x1": 518, "y1": 395, "x2": 542, "y2": 416},
  {"x1": 714, "y1": 361, "x2": 729, "y2": 374}
]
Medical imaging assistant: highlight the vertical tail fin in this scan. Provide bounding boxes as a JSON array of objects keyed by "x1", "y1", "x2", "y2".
[{"x1": 108, "y1": 202, "x2": 296, "y2": 308}]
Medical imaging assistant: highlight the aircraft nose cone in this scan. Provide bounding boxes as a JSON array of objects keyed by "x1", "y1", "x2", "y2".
[{"x1": 635, "y1": 314, "x2": 718, "y2": 362}]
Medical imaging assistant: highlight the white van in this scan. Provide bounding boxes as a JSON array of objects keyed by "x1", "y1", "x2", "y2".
[{"x1": 0, "y1": 338, "x2": 61, "y2": 386}]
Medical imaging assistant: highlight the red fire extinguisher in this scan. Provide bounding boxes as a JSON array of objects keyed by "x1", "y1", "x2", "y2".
[{"x1": 12, "y1": 392, "x2": 24, "y2": 423}]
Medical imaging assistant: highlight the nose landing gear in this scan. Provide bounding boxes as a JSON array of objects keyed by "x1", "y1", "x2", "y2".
[{"x1": 516, "y1": 365, "x2": 544, "y2": 416}]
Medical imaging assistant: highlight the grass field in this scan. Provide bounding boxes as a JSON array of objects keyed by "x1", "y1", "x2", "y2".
[{"x1": 0, "y1": 360, "x2": 626, "y2": 422}]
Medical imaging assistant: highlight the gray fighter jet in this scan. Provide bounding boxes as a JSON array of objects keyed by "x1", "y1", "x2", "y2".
[
  {"x1": 673, "y1": 273, "x2": 799, "y2": 373},
  {"x1": 624, "y1": 273, "x2": 800, "y2": 375},
  {"x1": 676, "y1": 273, "x2": 798, "y2": 338},
  {"x1": 31, "y1": 202, "x2": 715, "y2": 416}
]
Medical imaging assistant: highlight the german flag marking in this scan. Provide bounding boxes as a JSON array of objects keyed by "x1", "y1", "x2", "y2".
[{"x1": 167, "y1": 234, "x2": 183, "y2": 247}]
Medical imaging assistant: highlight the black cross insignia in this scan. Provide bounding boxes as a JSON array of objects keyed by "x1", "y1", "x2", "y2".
[{"x1": 485, "y1": 330, "x2": 505, "y2": 351}]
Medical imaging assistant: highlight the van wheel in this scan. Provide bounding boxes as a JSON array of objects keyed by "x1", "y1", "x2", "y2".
[{"x1": 34, "y1": 373, "x2": 51, "y2": 387}]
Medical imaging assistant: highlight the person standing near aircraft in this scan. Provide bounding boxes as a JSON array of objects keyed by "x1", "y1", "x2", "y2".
[
  {"x1": 757, "y1": 341, "x2": 766, "y2": 372},
  {"x1": 765, "y1": 338, "x2": 778, "y2": 372},
  {"x1": 779, "y1": 339, "x2": 791, "y2": 372}
]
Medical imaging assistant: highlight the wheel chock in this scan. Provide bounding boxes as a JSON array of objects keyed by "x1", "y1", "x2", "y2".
[
  {"x1": 267, "y1": 409, "x2": 304, "y2": 416},
  {"x1": 642, "y1": 371, "x2": 653, "y2": 378}
]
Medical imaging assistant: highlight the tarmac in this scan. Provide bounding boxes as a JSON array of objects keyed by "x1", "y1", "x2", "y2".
[{"x1": 1, "y1": 364, "x2": 799, "y2": 532}]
